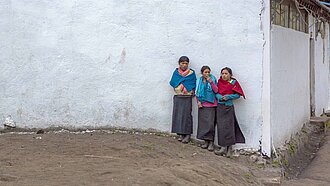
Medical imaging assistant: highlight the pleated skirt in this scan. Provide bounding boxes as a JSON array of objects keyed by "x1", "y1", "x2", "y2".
[
  {"x1": 216, "y1": 104, "x2": 245, "y2": 147},
  {"x1": 171, "y1": 95, "x2": 193, "y2": 135}
]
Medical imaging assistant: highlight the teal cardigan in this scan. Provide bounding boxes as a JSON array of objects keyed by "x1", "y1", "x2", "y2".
[{"x1": 216, "y1": 93, "x2": 240, "y2": 106}]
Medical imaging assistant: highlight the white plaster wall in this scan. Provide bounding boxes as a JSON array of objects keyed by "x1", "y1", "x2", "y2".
[
  {"x1": 271, "y1": 25, "x2": 310, "y2": 146},
  {"x1": 328, "y1": 25, "x2": 330, "y2": 111},
  {"x1": 0, "y1": 0, "x2": 265, "y2": 149},
  {"x1": 314, "y1": 23, "x2": 330, "y2": 116}
]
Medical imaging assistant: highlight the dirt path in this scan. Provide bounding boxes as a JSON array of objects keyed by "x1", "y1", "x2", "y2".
[
  {"x1": 0, "y1": 130, "x2": 273, "y2": 186},
  {"x1": 282, "y1": 133, "x2": 330, "y2": 186}
]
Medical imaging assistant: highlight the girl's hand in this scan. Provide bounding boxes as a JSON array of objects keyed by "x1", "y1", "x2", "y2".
[
  {"x1": 198, "y1": 102, "x2": 203, "y2": 108},
  {"x1": 222, "y1": 96, "x2": 227, "y2": 101},
  {"x1": 205, "y1": 75, "x2": 210, "y2": 81}
]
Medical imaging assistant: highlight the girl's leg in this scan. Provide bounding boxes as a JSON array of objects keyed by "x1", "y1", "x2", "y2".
[{"x1": 226, "y1": 146, "x2": 233, "y2": 158}]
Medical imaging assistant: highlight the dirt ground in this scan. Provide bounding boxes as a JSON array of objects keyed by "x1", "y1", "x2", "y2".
[
  {"x1": 282, "y1": 133, "x2": 330, "y2": 185},
  {"x1": 0, "y1": 129, "x2": 277, "y2": 186}
]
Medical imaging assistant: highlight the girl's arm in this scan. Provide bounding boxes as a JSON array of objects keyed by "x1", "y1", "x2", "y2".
[
  {"x1": 196, "y1": 97, "x2": 203, "y2": 108},
  {"x1": 208, "y1": 80, "x2": 218, "y2": 93},
  {"x1": 223, "y1": 94, "x2": 240, "y2": 100},
  {"x1": 215, "y1": 93, "x2": 223, "y2": 102}
]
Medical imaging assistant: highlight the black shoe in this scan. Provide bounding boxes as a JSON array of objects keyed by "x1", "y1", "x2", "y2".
[{"x1": 182, "y1": 135, "x2": 191, "y2": 143}]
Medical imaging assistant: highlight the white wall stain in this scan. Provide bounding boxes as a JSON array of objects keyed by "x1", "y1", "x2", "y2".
[{"x1": 119, "y1": 48, "x2": 126, "y2": 64}]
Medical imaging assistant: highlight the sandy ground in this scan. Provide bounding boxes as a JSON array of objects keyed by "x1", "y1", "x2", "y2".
[{"x1": 0, "y1": 129, "x2": 275, "y2": 186}]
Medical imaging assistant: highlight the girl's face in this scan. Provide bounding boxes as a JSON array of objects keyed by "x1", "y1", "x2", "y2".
[
  {"x1": 179, "y1": 61, "x2": 189, "y2": 71},
  {"x1": 221, "y1": 69, "x2": 231, "y2": 81},
  {"x1": 202, "y1": 69, "x2": 210, "y2": 79}
]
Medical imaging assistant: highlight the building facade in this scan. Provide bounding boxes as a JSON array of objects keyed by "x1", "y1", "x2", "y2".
[{"x1": 0, "y1": 0, "x2": 329, "y2": 156}]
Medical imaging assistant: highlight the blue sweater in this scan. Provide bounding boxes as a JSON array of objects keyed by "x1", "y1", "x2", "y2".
[{"x1": 169, "y1": 68, "x2": 196, "y2": 92}]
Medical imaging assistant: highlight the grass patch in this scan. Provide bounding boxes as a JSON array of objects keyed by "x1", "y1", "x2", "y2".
[{"x1": 288, "y1": 141, "x2": 297, "y2": 156}]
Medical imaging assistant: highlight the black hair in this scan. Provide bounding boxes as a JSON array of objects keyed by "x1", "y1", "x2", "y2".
[
  {"x1": 221, "y1": 67, "x2": 232, "y2": 76},
  {"x1": 201, "y1": 66, "x2": 211, "y2": 73},
  {"x1": 178, "y1": 56, "x2": 189, "y2": 64}
]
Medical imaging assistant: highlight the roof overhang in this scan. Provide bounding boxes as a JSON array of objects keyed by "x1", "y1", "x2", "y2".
[{"x1": 297, "y1": 0, "x2": 330, "y2": 21}]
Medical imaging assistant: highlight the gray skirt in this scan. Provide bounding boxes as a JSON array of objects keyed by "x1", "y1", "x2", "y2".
[
  {"x1": 216, "y1": 104, "x2": 245, "y2": 147},
  {"x1": 171, "y1": 95, "x2": 193, "y2": 135},
  {"x1": 197, "y1": 107, "x2": 216, "y2": 141}
]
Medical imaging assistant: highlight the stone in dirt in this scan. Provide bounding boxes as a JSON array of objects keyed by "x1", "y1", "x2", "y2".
[
  {"x1": 3, "y1": 115, "x2": 16, "y2": 129},
  {"x1": 36, "y1": 129, "x2": 45, "y2": 134}
]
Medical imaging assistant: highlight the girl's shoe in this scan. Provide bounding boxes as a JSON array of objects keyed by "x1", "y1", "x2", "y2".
[
  {"x1": 214, "y1": 146, "x2": 227, "y2": 156},
  {"x1": 207, "y1": 142, "x2": 214, "y2": 151},
  {"x1": 201, "y1": 140, "x2": 209, "y2": 149},
  {"x1": 182, "y1": 135, "x2": 191, "y2": 143}
]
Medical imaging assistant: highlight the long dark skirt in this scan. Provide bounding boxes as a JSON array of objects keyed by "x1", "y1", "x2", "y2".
[
  {"x1": 171, "y1": 95, "x2": 193, "y2": 135},
  {"x1": 197, "y1": 107, "x2": 216, "y2": 141},
  {"x1": 216, "y1": 104, "x2": 245, "y2": 147}
]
